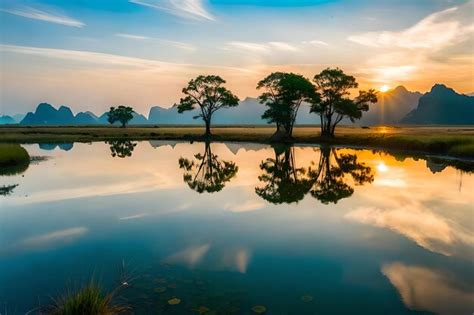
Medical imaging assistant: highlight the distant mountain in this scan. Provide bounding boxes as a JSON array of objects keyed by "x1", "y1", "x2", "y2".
[
  {"x1": 19, "y1": 103, "x2": 150, "y2": 126},
  {"x1": 358, "y1": 86, "x2": 422, "y2": 125},
  {"x1": 0, "y1": 115, "x2": 16, "y2": 124},
  {"x1": 401, "y1": 84, "x2": 474, "y2": 125},
  {"x1": 21, "y1": 103, "x2": 76, "y2": 125}
]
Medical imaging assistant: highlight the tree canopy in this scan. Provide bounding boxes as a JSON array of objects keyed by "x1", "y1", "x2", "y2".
[
  {"x1": 310, "y1": 68, "x2": 377, "y2": 137},
  {"x1": 107, "y1": 140, "x2": 137, "y2": 158},
  {"x1": 176, "y1": 75, "x2": 239, "y2": 137},
  {"x1": 107, "y1": 106, "x2": 134, "y2": 128},
  {"x1": 257, "y1": 72, "x2": 319, "y2": 139}
]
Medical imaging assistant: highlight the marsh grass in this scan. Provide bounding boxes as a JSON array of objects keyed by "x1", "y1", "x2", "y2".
[
  {"x1": 42, "y1": 281, "x2": 131, "y2": 315},
  {"x1": 0, "y1": 144, "x2": 30, "y2": 175},
  {"x1": 1, "y1": 126, "x2": 473, "y2": 158}
]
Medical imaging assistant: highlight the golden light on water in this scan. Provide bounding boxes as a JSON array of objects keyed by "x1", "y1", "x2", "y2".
[{"x1": 377, "y1": 161, "x2": 389, "y2": 172}]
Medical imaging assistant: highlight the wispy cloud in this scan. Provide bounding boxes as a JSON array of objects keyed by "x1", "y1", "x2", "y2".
[
  {"x1": 302, "y1": 40, "x2": 329, "y2": 46},
  {"x1": 0, "y1": 5, "x2": 85, "y2": 27},
  {"x1": 347, "y1": 2, "x2": 474, "y2": 86},
  {"x1": 129, "y1": 0, "x2": 215, "y2": 21},
  {"x1": 0, "y1": 44, "x2": 254, "y2": 73},
  {"x1": 225, "y1": 41, "x2": 300, "y2": 54},
  {"x1": 115, "y1": 33, "x2": 197, "y2": 51},
  {"x1": 116, "y1": 33, "x2": 150, "y2": 40},
  {"x1": 348, "y1": 6, "x2": 473, "y2": 50}
]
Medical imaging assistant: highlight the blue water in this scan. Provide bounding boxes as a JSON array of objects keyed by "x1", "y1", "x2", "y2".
[{"x1": 0, "y1": 141, "x2": 473, "y2": 314}]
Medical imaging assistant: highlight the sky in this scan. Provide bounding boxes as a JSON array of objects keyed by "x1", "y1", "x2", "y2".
[{"x1": 0, "y1": 0, "x2": 473, "y2": 115}]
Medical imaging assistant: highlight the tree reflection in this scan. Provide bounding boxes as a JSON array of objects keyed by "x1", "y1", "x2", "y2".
[
  {"x1": 107, "y1": 140, "x2": 137, "y2": 158},
  {"x1": 308, "y1": 147, "x2": 374, "y2": 204},
  {"x1": 255, "y1": 145, "x2": 313, "y2": 204},
  {"x1": 0, "y1": 184, "x2": 18, "y2": 196},
  {"x1": 255, "y1": 146, "x2": 374, "y2": 204},
  {"x1": 178, "y1": 141, "x2": 238, "y2": 193}
]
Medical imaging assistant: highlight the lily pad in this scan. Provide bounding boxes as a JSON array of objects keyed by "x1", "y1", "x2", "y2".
[
  {"x1": 154, "y1": 287, "x2": 167, "y2": 293},
  {"x1": 195, "y1": 306, "x2": 210, "y2": 314},
  {"x1": 301, "y1": 295, "x2": 314, "y2": 302},
  {"x1": 168, "y1": 297, "x2": 181, "y2": 305},
  {"x1": 251, "y1": 305, "x2": 267, "y2": 314}
]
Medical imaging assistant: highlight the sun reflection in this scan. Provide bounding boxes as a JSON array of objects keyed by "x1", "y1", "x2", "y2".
[{"x1": 377, "y1": 162, "x2": 389, "y2": 172}]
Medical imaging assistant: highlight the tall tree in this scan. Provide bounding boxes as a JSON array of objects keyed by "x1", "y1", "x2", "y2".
[
  {"x1": 176, "y1": 75, "x2": 239, "y2": 137},
  {"x1": 311, "y1": 68, "x2": 377, "y2": 137},
  {"x1": 107, "y1": 106, "x2": 134, "y2": 128},
  {"x1": 257, "y1": 72, "x2": 319, "y2": 139},
  {"x1": 178, "y1": 141, "x2": 238, "y2": 193}
]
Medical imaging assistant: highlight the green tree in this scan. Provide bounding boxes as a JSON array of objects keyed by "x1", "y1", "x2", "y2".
[
  {"x1": 107, "y1": 106, "x2": 134, "y2": 128},
  {"x1": 178, "y1": 141, "x2": 238, "y2": 193},
  {"x1": 255, "y1": 145, "x2": 313, "y2": 204},
  {"x1": 308, "y1": 147, "x2": 374, "y2": 204},
  {"x1": 176, "y1": 75, "x2": 239, "y2": 137},
  {"x1": 257, "y1": 72, "x2": 318, "y2": 140},
  {"x1": 311, "y1": 68, "x2": 377, "y2": 137}
]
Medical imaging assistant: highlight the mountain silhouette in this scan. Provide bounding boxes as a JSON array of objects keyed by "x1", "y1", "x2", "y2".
[
  {"x1": 0, "y1": 115, "x2": 16, "y2": 124},
  {"x1": 7, "y1": 84, "x2": 473, "y2": 126},
  {"x1": 401, "y1": 84, "x2": 474, "y2": 124}
]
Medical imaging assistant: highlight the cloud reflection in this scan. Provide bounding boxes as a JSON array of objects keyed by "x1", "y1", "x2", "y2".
[{"x1": 382, "y1": 262, "x2": 474, "y2": 315}]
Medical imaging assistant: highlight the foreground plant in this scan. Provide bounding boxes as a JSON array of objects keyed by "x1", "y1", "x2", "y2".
[{"x1": 42, "y1": 282, "x2": 131, "y2": 315}]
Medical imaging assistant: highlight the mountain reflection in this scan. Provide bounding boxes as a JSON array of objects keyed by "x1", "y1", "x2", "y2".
[
  {"x1": 106, "y1": 140, "x2": 137, "y2": 158},
  {"x1": 256, "y1": 145, "x2": 374, "y2": 204},
  {"x1": 178, "y1": 141, "x2": 238, "y2": 193}
]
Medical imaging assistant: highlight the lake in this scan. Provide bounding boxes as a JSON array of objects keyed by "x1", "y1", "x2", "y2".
[{"x1": 0, "y1": 141, "x2": 473, "y2": 314}]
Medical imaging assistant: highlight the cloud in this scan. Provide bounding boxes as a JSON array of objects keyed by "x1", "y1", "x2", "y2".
[
  {"x1": 348, "y1": 6, "x2": 473, "y2": 50},
  {"x1": 129, "y1": 0, "x2": 215, "y2": 21},
  {"x1": 116, "y1": 33, "x2": 197, "y2": 51},
  {"x1": 0, "y1": 5, "x2": 85, "y2": 27},
  {"x1": 0, "y1": 44, "x2": 252, "y2": 73},
  {"x1": 382, "y1": 262, "x2": 474, "y2": 315},
  {"x1": 302, "y1": 40, "x2": 329, "y2": 46},
  {"x1": 225, "y1": 41, "x2": 300, "y2": 54},
  {"x1": 116, "y1": 33, "x2": 150, "y2": 40},
  {"x1": 348, "y1": 2, "x2": 474, "y2": 86}
]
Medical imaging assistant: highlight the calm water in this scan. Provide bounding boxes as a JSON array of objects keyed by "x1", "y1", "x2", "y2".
[{"x1": 1, "y1": 141, "x2": 473, "y2": 314}]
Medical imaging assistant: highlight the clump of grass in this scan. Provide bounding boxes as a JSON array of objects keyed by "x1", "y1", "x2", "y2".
[
  {"x1": 43, "y1": 282, "x2": 131, "y2": 315},
  {"x1": 0, "y1": 144, "x2": 30, "y2": 175}
]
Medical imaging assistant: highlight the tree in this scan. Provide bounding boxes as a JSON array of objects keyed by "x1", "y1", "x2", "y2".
[
  {"x1": 311, "y1": 68, "x2": 377, "y2": 137},
  {"x1": 308, "y1": 146, "x2": 374, "y2": 204},
  {"x1": 106, "y1": 140, "x2": 137, "y2": 158},
  {"x1": 257, "y1": 72, "x2": 319, "y2": 140},
  {"x1": 107, "y1": 106, "x2": 134, "y2": 128},
  {"x1": 176, "y1": 75, "x2": 239, "y2": 137},
  {"x1": 255, "y1": 145, "x2": 313, "y2": 204},
  {"x1": 178, "y1": 141, "x2": 238, "y2": 193}
]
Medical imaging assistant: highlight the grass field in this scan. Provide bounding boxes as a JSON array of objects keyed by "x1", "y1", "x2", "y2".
[{"x1": 1, "y1": 125, "x2": 474, "y2": 158}]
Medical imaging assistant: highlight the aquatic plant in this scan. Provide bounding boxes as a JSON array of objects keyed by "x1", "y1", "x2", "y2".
[
  {"x1": 42, "y1": 282, "x2": 131, "y2": 315},
  {"x1": 0, "y1": 144, "x2": 30, "y2": 175}
]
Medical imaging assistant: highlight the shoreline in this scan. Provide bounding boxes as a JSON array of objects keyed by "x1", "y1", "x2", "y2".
[{"x1": 1, "y1": 125, "x2": 474, "y2": 160}]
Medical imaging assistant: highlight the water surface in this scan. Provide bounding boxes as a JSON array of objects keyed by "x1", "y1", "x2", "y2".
[{"x1": 1, "y1": 141, "x2": 473, "y2": 314}]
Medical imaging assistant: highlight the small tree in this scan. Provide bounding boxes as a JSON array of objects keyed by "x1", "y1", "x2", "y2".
[
  {"x1": 176, "y1": 75, "x2": 239, "y2": 137},
  {"x1": 257, "y1": 72, "x2": 318, "y2": 139},
  {"x1": 311, "y1": 68, "x2": 377, "y2": 137},
  {"x1": 107, "y1": 106, "x2": 134, "y2": 128}
]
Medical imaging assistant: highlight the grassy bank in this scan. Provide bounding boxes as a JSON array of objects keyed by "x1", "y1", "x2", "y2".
[
  {"x1": 0, "y1": 143, "x2": 30, "y2": 175},
  {"x1": 1, "y1": 125, "x2": 474, "y2": 158}
]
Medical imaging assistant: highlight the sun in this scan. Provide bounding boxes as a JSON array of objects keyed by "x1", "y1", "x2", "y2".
[{"x1": 379, "y1": 85, "x2": 390, "y2": 93}]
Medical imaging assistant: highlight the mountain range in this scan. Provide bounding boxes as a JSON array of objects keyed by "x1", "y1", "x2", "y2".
[{"x1": 1, "y1": 84, "x2": 472, "y2": 126}]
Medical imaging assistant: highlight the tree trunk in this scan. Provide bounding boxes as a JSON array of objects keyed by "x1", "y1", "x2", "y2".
[{"x1": 204, "y1": 119, "x2": 211, "y2": 137}]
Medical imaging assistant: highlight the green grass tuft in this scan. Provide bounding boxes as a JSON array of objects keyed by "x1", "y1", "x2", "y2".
[
  {"x1": 0, "y1": 144, "x2": 30, "y2": 175},
  {"x1": 44, "y1": 282, "x2": 131, "y2": 315}
]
